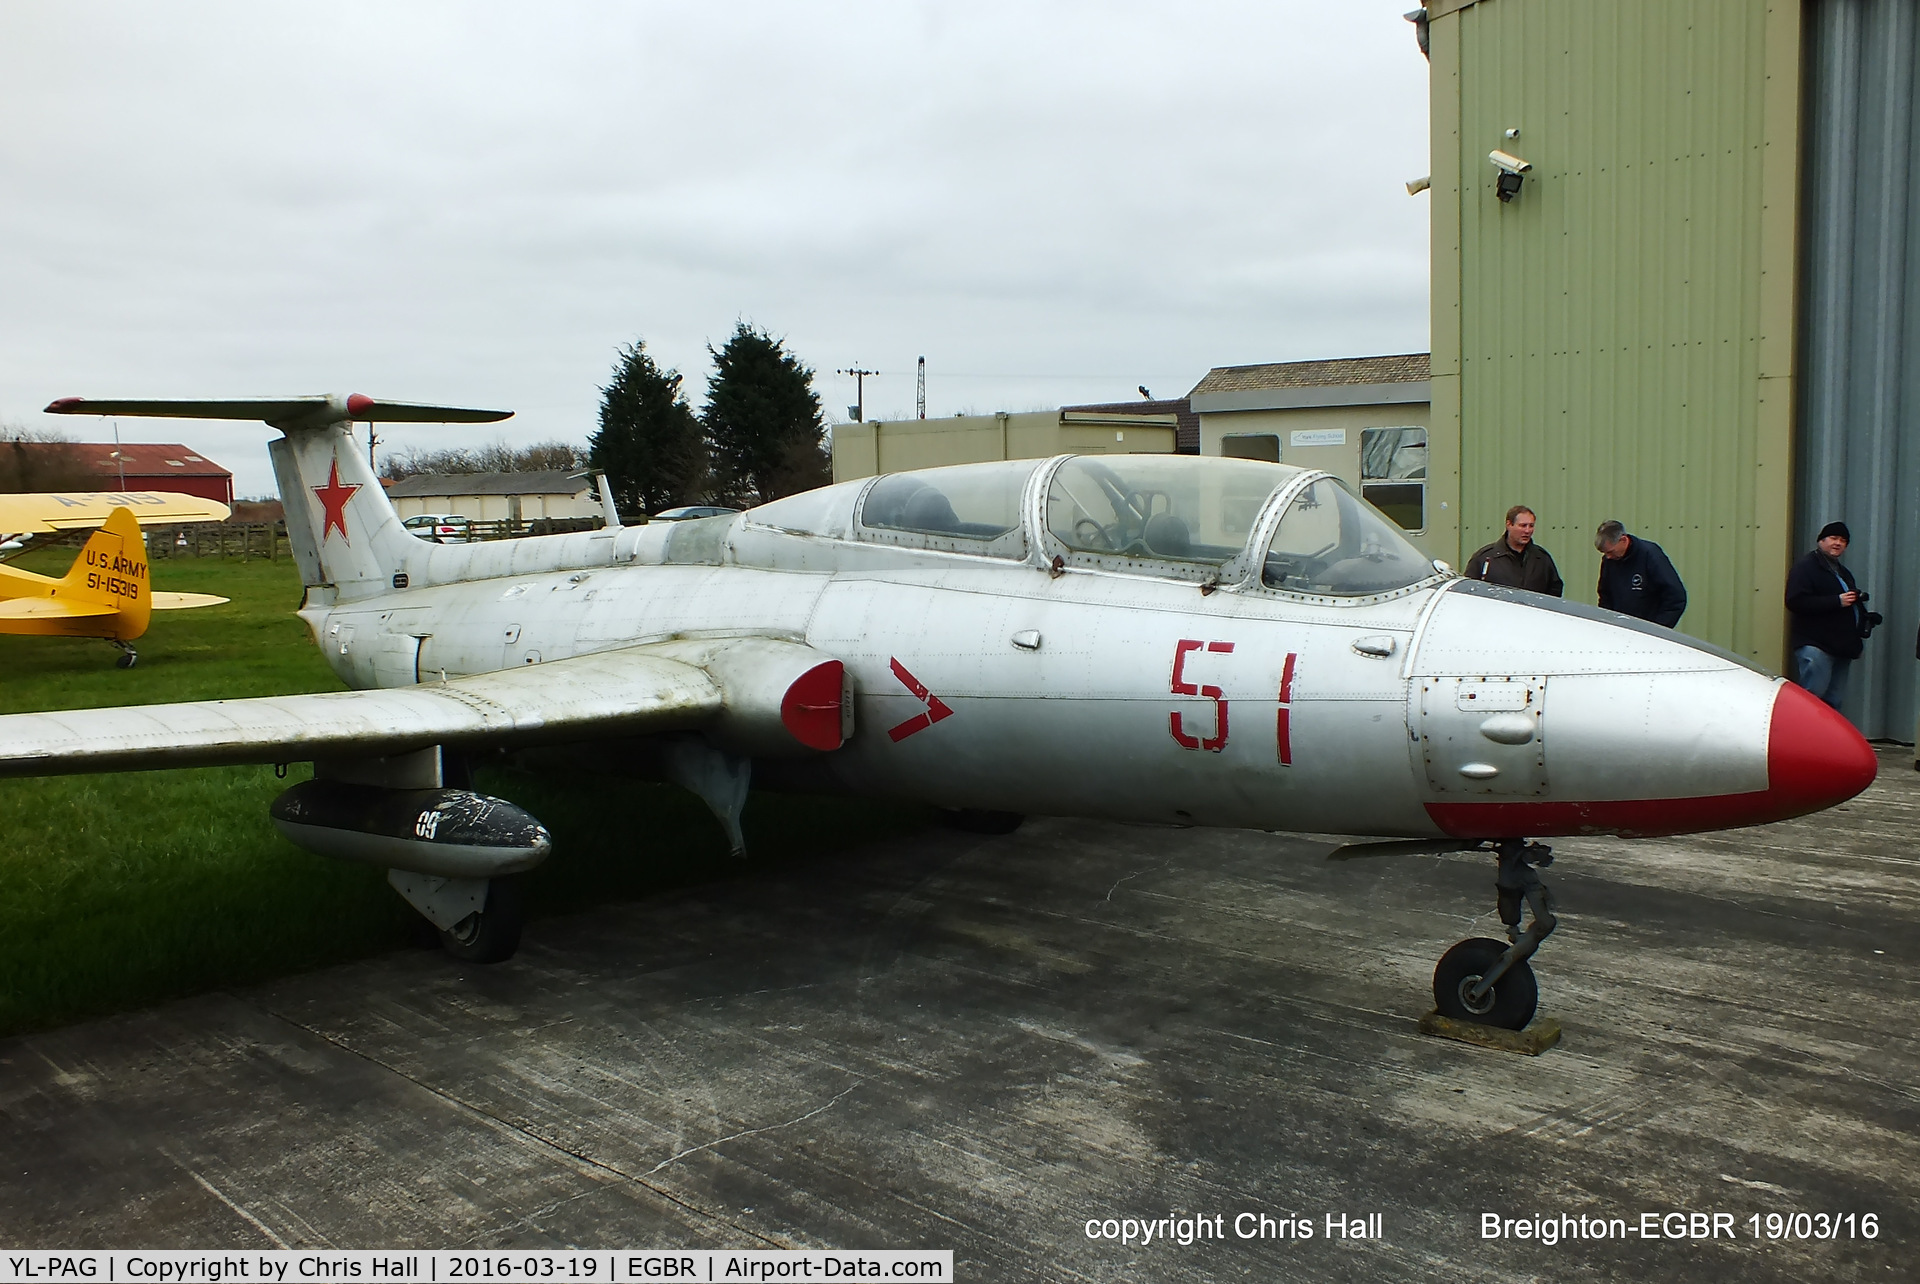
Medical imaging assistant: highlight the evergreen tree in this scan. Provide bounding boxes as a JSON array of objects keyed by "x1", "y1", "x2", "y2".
[
  {"x1": 702, "y1": 322, "x2": 829, "y2": 506},
  {"x1": 589, "y1": 340, "x2": 708, "y2": 516}
]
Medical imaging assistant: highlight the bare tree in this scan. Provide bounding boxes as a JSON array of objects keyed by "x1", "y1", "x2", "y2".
[
  {"x1": 0, "y1": 423, "x2": 95, "y2": 492},
  {"x1": 380, "y1": 439, "x2": 587, "y2": 481}
]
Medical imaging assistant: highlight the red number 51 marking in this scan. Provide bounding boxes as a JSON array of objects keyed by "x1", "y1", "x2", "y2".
[{"x1": 1170, "y1": 639, "x2": 1234, "y2": 752}]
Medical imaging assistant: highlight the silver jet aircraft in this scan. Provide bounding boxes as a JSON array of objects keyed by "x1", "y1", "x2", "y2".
[{"x1": 3, "y1": 395, "x2": 1877, "y2": 1031}]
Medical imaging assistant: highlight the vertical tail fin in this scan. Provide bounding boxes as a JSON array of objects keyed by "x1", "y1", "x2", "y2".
[
  {"x1": 272, "y1": 423, "x2": 411, "y2": 597},
  {"x1": 58, "y1": 506, "x2": 151, "y2": 640},
  {"x1": 42, "y1": 395, "x2": 512, "y2": 601}
]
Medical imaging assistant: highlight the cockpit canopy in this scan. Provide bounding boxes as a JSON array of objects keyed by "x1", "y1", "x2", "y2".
[
  {"x1": 1045, "y1": 455, "x2": 1291, "y2": 568},
  {"x1": 861, "y1": 459, "x2": 1036, "y2": 543},
  {"x1": 742, "y1": 453, "x2": 1443, "y2": 598},
  {"x1": 1261, "y1": 475, "x2": 1437, "y2": 597}
]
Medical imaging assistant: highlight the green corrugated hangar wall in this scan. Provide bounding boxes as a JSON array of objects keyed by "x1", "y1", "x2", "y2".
[{"x1": 1426, "y1": 0, "x2": 1803, "y2": 672}]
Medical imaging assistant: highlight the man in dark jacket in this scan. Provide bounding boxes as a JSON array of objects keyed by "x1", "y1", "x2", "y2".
[
  {"x1": 1594, "y1": 520, "x2": 1687, "y2": 626},
  {"x1": 1785, "y1": 521, "x2": 1867, "y2": 711},
  {"x1": 1465, "y1": 505, "x2": 1564, "y2": 596}
]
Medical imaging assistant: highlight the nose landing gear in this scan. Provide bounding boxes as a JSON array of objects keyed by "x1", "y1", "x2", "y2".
[{"x1": 1434, "y1": 839, "x2": 1557, "y2": 1030}]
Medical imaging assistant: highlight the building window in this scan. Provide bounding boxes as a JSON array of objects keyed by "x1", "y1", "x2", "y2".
[
  {"x1": 1360, "y1": 426, "x2": 1427, "y2": 531},
  {"x1": 1221, "y1": 433, "x2": 1280, "y2": 463}
]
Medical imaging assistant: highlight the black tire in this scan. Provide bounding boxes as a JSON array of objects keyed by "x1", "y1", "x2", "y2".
[
  {"x1": 942, "y1": 808, "x2": 1025, "y2": 835},
  {"x1": 115, "y1": 652, "x2": 137, "y2": 670},
  {"x1": 1433, "y1": 937, "x2": 1537, "y2": 1030},
  {"x1": 438, "y1": 876, "x2": 525, "y2": 964}
]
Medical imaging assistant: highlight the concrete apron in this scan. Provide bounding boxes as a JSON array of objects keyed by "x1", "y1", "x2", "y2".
[{"x1": 1, "y1": 752, "x2": 1914, "y2": 1282}]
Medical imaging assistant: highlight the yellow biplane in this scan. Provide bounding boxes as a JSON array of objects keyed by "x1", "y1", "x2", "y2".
[{"x1": 0, "y1": 495, "x2": 231, "y2": 667}]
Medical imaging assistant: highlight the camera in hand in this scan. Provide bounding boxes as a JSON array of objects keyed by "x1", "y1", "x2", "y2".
[{"x1": 1856, "y1": 591, "x2": 1884, "y2": 638}]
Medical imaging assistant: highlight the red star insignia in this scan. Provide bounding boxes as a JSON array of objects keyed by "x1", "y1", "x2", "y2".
[{"x1": 312, "y1": 458, "x2": 361, "y2": 543}]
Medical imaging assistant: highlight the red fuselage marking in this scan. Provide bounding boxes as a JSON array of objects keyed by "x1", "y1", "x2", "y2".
[
  {"x1": 886, "y1": 657, "x2": 953, "y2": 742},
  {"x1": 312, "y1": 458, "x2": 361, "y2": 543},
  {"x1": 1276, "y1": 651, "x2": 1297, "y2": 765},
  {"x1": 1170, "y1": 639, "x2": 1234, "y2": 752}
]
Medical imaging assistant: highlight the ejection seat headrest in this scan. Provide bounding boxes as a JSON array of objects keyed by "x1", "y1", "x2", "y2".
[
  {"x1": 1142, "y1": 512, "x2": 1192, "y2": 558},
  {"x1": 902, "y1": 487, "x2": 961, "y2": 533}
]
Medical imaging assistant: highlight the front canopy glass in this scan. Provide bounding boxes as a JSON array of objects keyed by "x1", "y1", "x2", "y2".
[
  {"x1": 1262, "y1": 476, "x2": 1439, "y2": 597},
  {"x1": 1044, "y1": 455, "x2": 1291, "y2": 566}
]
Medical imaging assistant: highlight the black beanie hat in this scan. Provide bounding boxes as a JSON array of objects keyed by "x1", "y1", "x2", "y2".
[{"x1": 1819, "y1": 521, "x2": 1851, "y2": 542}]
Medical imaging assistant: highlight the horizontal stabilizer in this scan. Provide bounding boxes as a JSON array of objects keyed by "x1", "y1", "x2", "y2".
[
  {"x1": 0, "y1": 491, "x2": 231, "y2": 533},
  {"x1": 0, "y1": 645, "x2": 723, "y2": 777},
  {"x1": 151, "y1": 591, "x2": 229, "y2": 611},
  {"x1": 45, "y1": 395, "x2": 511, "y2": 429},
  {"x1": 0, "y1": 597, "x2": 116, "y2": 621}
]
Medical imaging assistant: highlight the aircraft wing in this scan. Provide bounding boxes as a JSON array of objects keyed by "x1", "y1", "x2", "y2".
[
  {"x1": 0, "y1": 598, "x2": 116, "y2": 620},
  {"x1": 0, "y1": 646, "x2": 723, "y2": 777},
  {"x1": 0, "y1": 491, "x2": 233, "y2": 533}
]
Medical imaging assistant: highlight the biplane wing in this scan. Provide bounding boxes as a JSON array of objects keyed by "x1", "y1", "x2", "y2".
[{"x1": 0, "y1": 490, "x2": 231, "y2": 533}]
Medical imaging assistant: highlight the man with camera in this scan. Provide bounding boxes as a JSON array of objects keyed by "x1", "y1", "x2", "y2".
[
  {"x1": 1594, "y1": 520, "x2": 1687, "y2": 627},
  {"x1": 1785, "y1": 521, "x2": 1879, "y2": 711}
]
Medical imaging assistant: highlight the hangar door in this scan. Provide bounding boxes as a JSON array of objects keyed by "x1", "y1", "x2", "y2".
[{"x1": 1799, "y1": 0, "x2": 1920, "y2": 739}]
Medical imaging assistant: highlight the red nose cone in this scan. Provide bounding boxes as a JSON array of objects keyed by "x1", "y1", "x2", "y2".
[
  {"x1": 345, "y1": 393, "x2": 376, "y2": 417},
  {"x1": 1767, "y1": 681, "x2": 1877, "y2": 819}
]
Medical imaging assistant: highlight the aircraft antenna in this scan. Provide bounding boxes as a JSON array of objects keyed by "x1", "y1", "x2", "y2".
[
  {"x1": 916, "y1": 357, "x2": 926, "y2": 420},
  {"x1": 837, "y1": 365, "x2": 878, "y2": 423}
]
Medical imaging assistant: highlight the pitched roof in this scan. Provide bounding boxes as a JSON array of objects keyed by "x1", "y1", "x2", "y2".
[
  {"x1": 385, "y1": 469, "x2": 594, "y2": 498},
  {"x1": 1189, "y1": 353, "x2": 1430, "y2": 397},
  {"x1": 19, "y1": 441, "x2": 231, "y2": 478}
]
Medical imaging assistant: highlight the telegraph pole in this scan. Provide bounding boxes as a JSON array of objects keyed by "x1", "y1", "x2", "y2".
[
  {"x1": 916, "y1": 356, "x2": 926, "y2": 420},
  {"x1": 838, "y1": 365, "x2": 878, "y2": 422}
]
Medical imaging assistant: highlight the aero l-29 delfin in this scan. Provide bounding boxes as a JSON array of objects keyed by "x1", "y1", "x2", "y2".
[{"x1": 6, "y1": 394, "x2": 1877, "y2": 1031}]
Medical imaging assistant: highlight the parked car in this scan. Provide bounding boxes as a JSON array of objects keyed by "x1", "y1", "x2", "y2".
[
  {"x1": 651, "y1": 505, "x2": 739, "y2": 521},
  {"x1": 403, "y1": 514, "x2": 472, "y2": 544}
]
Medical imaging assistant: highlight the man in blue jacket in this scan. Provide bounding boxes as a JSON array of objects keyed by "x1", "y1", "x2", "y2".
[
  {"x1": 1785, "y1": 521, "x2": 1868, "y2": 710},
  {"x1": 1594, "y1": 520, "x2": 1687, "y2": 627}
]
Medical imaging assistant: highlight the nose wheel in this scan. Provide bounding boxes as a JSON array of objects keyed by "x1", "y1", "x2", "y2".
[{"x1": 1433, "y1": 839, "x2": 1557, "y2": 1030}]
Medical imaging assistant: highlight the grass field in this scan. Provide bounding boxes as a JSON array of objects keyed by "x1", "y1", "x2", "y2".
[{"x1": 0, "y1": 546, "x2": 930, "y2": 1036}]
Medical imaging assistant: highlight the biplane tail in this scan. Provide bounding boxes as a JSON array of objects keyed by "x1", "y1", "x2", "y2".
[
  {"x1": 0, "y1": 506, "x2": 151, "y2": 641},
  {"x1": 45, "y1": 395, "x2": 512, "y2": 601}
]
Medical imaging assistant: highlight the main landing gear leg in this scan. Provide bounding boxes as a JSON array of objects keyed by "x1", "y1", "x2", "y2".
[{"x1": 1432, "y1": 839, "x2": 1557, "y2": 1030}]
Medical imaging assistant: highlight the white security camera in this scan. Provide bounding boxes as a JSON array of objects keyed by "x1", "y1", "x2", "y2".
[{"x1": 1489, "y1": 150, "x2": 1532, "y2": 202}]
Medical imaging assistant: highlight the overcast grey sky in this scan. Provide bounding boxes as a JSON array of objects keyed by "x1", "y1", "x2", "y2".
[{"x1": 0, "y1": 2, "x2": 1431, "y2": 497}]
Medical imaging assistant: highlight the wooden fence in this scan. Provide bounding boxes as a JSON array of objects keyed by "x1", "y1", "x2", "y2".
[{"x1": 146, "y1": 523, "x2": 289, "y2": 561}]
